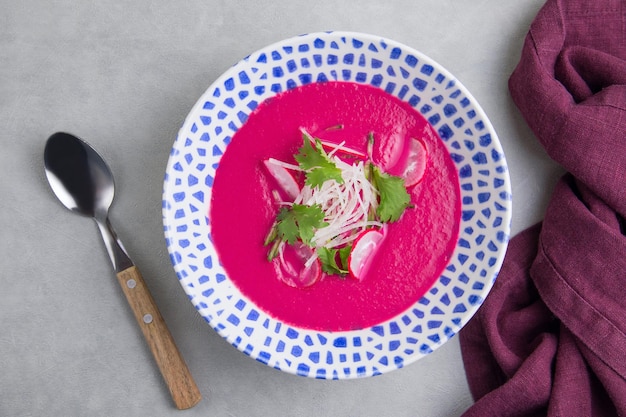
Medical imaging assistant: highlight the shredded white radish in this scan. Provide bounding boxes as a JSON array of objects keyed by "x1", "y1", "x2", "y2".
[
  {"x1": 266, "y1": 157, "x2": 302, "y2": 172},
  {"x1": 321, "y1": 140, "x2": 367, "y2": 158},
  {"x1": 304, "y1": 252, "x2": 319, "y2": 268},
  {"x1": 300, "y1": 127, "x2": 367, "y2": 158}
]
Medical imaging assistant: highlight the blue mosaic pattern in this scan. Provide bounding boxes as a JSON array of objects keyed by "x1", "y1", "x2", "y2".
[{"x1": 162, "y1": 32, "x2": 512, "y2": 379}]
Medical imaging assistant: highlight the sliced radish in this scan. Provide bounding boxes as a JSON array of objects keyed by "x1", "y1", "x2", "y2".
[
  {"x1": 275, "y1": 241, "x2": 321, "y2": 288},
  {"x1": 374, "y1": 131, "x2": 407, "y2": 171},
  {"x1": 399, "y1": 137, "x2": 428, "y2": 187},
  {"x1": 263, "y1": 159, "x2": 301, "y2": 200},
  {"x1": 348, "y1": 228, "x2": 385, "y2": 281}
]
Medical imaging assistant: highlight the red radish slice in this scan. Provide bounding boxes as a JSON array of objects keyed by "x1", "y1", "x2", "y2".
[
  {"x1": 400, "y1": 137, "x2": 428, "y2": 187},
  {"x1": 263, "y1": 159, "x2": 300, "y2": 200},
  {"x1": 275, "y1": 242, "x2": 321, "y2": 288},
  {"x1": 348, "y1": 229, "x2": 385, "y2": 281},
  {"x1": 374, "y1": 131, "x2": 409, "y2": 173}
]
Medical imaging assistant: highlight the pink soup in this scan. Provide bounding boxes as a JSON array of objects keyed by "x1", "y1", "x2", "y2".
[{"x1": 210, "y1": 81, "x2": 460, "y2": 331}]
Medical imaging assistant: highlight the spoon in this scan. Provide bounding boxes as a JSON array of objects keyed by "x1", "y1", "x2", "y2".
[{"x1": 44, "y1": 132, "x2": 201, "y2": 410}]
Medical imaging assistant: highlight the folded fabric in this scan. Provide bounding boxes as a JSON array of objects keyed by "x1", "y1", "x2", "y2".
[{"x1": 459, "y1": 0, "x2": 626, "y2": 415}]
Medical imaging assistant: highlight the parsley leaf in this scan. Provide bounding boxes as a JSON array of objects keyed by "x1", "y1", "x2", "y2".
[
  {"x1": 371, "y1": 165, "x2": 411, "y2": 222},
  {"x1": 295, "y1": 133, "x2": 344, "y2": 188},
  {"x1": 338, "y1": 246, "x2": 351, "y2": 271},
  {"x1": 317, "y1": 247, "x2": 345, "y2": 275},
  {"x1": 275, "y1": 208, "x2": 299, "y2": 244},
  {"x1": 276, "y1": 204, "x2": 327, "y2": 245},
  {"x1": 317, "y1": 246, "x2": 350, "y2": 276}
]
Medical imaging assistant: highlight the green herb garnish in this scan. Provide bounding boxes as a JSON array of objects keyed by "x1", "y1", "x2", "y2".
[
  {"x1": 317, "y1": 246, "x2": 351, "y2": 276},
  {"x1": 264, "y1": 131, "x2": 414, "y2": 275},
  {"x1": 265, "y1": 203, "x2": 328, "y2": 260},
  {"x1": 371, "y1": 165, "x2": 411, "y2": 222},
  {"x1": 295, "y1": 133, "x2": 344, "y2": 188}
]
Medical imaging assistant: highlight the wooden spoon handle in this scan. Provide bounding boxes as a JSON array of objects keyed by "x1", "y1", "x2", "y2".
[{"x1": 116, "y1": 266, "x2": 202, "y2": 409}]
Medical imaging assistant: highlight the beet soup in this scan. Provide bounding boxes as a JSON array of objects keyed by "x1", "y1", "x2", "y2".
[{"x1": 210, "y1": 81, "x2": 460, "y2": 332}]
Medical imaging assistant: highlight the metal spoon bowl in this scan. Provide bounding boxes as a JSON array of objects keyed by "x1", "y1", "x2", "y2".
[{"x1": 44, "y1": 132, "x2": 201, "y2": 409}]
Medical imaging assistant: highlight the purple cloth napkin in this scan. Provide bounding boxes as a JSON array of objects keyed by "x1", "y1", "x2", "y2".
[{"x1": 459, "y1": 0, "x2": 626, "y2": 416}]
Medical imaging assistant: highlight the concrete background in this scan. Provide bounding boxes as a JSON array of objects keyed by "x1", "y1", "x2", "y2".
[{"x1": 1, "y1": 1, "x2": 561, "y2": 416}]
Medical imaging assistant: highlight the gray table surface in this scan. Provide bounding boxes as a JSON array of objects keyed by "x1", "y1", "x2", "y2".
[{"x1": 1, "y1": 1, "x2": 563, "y2": 416}]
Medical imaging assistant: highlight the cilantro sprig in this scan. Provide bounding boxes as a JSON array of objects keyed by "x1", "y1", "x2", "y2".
[
  {"x1": 265, "y1": 204, "x2": 328, "y2": 260},
  {"x1": 296, "y1": 133, "x2": 344, "y2": 188},
  {"x1": 317, "y1": 246, "x2": 351, "y2": 276},
  {"x1": 371, "y1": 165, "x2": 411, "y2": 222},
  {"x1": 277, "y1": 204, "x2": 327, "y2": 245}
]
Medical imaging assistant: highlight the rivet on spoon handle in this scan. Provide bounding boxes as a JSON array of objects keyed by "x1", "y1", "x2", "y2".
[{"x1": 117, "y1": 265, "x2": 202, "y2": 410}]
